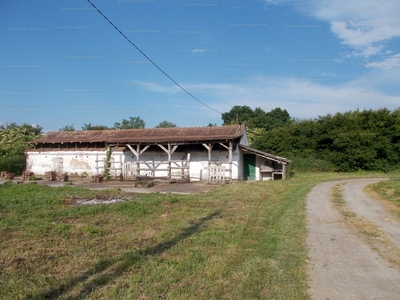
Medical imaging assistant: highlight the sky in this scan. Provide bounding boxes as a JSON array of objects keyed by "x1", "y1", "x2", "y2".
[{"x1": 1, "y1": 0, "x2": 400, "y2": 132}]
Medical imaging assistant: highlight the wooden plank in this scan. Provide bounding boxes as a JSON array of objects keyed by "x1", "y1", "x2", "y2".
[
  {"x1": 126, "y1": 144, "x2": 138, "y2": 157},
  {"x1": 157, "y1": 144, "x2": 168, "y2": 153},
  {"x1": 218, "y1": 142, "x2": 229, "y2": 150},
  {"x1": 139, "y1": 145, "x2": 150, "y2": 155}
]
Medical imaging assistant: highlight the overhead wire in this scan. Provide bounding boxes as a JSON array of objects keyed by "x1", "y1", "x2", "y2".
[{"x1": 86, "y1": 0, "x2": 222, "y2": 115}]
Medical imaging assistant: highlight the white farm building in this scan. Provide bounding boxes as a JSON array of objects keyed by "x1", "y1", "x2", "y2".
[{"x1": 26, "y1": 125, "x2": 290, "y2": 182}]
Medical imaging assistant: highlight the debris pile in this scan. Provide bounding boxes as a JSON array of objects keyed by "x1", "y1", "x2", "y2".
[
  {"x1": 1, "y1": 171, "x2": 14, "y2": 180},
  {"x1": 45, "y1": 171, "x2": 69, "y2": 181},
  {"x1": 91, "y1": 174, "x2": 104, "y2": 183},
  {"x1": 22, "y1": 170, "x2": 34, "y2": 181}
]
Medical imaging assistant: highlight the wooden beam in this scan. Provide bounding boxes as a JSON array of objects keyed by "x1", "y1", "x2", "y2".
[
  {"x1": 158, "y1": 144, "x2": 168, "y2": 153},
  {"x1": 218, "y1": 142, "x2": 229, "y2": 150},
  {"x1": 126, "y1": 144, "x2": 138, "y2": 157},
  {"x1": 171, "y1": 145, "x2": 178, "y2": 154},
  {"x1": 202, "y1": 143, "x2": 212, "y2": 151},
  {"x1": 140, "y1": 145, "x2": 150, "y2": 155}
]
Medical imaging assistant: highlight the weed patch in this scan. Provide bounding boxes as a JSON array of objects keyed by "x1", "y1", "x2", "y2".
[{"x1": 331, "y1": 184, "x2": 400, "y2": 269}]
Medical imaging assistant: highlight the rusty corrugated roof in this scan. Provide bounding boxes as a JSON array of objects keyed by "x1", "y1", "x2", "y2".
[
  {"x1": 240, "y1": 145, "x2": 291, "y2": 163},
  {"x1": 33, "y1": 125, "x2": 245, "y2": 144}
]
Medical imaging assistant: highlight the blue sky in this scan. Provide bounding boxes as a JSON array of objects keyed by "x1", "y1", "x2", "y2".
[{"x1": 1, "y1": 0, "x2": 399, "y2": 132}]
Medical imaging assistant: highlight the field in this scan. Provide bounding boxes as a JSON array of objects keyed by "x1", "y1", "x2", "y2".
[{"x1": 0, "y1": 172, "x2": 397, "y2": 300}]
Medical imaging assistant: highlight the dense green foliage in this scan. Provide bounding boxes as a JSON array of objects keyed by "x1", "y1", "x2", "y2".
[
  {"x1": 222, "y1": 106, "x2": 291, "y2": 130},
  {"x1": 244, "y1": 108, "x2": 400, "y2": 172},
  {"x1": 0, "y1": 156, "x2": 26, "y2": 174},
  {"x1": 0, "y1": 123, "x2": 42, "y2": 174}
]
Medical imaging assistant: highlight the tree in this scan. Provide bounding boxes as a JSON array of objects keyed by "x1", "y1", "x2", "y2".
[
  {"x1": 113, "y1": 116, "x2": 145, "y2": 129},
  {"x1": 221, "y1": 105, "x2": 254, "y2": 125},
  {"x1": 1, "y1": 122, "x2": 42, "y2": 136},
  {"x1": 251, "y1": 107, "x2": 400, "y2": 172},
  {"x1": 0, "y1": 123, "x2": 43, "y2": 173},
  {"x1": 155, "y1": 120, "x2": 177, "y2": 128},
  {"x1": 249, "y1": 107, "x2": 268, "y2": 128},
  {"x1": 222, "y1": 106, "x2": 291, "y2": 130},
  {"x1": 0, "y1": 123, "x2": 42, "y2": 156},
  {"x1": 59, "y1": 124, "x2": 75, "y2": 131},
  {"x1": 264, "y1": 108, "x2": 291, "y2": 130},
  {"x1": 82, "y1": 123, "x2": 109, "y2": 130}
]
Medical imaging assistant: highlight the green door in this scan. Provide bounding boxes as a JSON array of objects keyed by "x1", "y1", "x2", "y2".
[{"x1": 243, "y1": 154, "x2": 256, "y2": 180}]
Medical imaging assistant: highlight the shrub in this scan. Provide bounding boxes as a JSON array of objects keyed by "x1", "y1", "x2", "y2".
[
  {"x1": 289, "y1": 156, "x2": 338, "y2": 172},
  {"x1": 0, "y1": 155, "x2": 25, "y2": 174}
]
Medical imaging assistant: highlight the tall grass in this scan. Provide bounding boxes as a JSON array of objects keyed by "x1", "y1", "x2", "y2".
[{"x1": 366, "y1": 177, "x2": 400, "y2": 219}]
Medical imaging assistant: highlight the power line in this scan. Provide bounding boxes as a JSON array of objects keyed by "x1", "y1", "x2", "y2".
[{"x1": 86, "y1": 0, "x2": 222, "y2": 115}]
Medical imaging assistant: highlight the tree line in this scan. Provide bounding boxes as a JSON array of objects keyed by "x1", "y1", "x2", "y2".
[{"x1": 223, "y1": 105, "x2": 400, "y2": 172}]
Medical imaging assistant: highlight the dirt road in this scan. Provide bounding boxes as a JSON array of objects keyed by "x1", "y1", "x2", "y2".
[{"x1": 306, "y1": 179, "x2": 400, "y2": 299}]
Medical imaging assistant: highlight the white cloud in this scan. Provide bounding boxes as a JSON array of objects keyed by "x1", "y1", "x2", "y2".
[
  {"x1": 134, "y1": 78, "x2": 400, "y2": 120},
  {"x1": 265, "y1": 0, "x2": 400, "y2": 58},
  {"x1": 364, "y1": 53, "x2": 400, "y2": 69}
]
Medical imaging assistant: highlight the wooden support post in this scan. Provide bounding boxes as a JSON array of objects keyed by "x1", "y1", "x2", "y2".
[
  {"x1": 168, "y1": 144, "x2": 171, "y2": 179},
  {"x1": 186, "y1": 153, "x2": 191, "y2": 180},
  {"x1": 202, "y1": 143, "x2": 213, "y2": 182},
  {"x1": 218, "y1": 142, "x2": 233, "y2": 183},
  {"x1": 120, "y1": 153, "x2": 123, "y2": 180},
  {"x1": 126, "y1": 144, "x2": 150, "y2": 179},
  {"x1": 228, "y1": 142, "x2": 233, "y2": 183},
  {"x1": 158, "y1": 144, "x2": 178, "y2": 179},
  {"x1": 282, "y1": 163, "x2": 286, "y2": 180},
  {"x1": 136, "y1": 145, "x2": 140, "y2": 178}
]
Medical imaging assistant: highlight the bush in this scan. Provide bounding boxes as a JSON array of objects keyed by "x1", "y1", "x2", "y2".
[
  {"x1": 289, "y1": 156, "x2": 338, "y2": 172},
  {"x1": 0, "y1": 155, "x2": 25, "y2": 175}
]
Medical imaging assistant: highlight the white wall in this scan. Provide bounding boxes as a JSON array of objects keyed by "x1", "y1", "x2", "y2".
[
  {"x1": 26, "y1": 146, "x2": 242, "y2": 181},
  {"x1": 26, "y1": 151, "x2": 110, "y2": 176}
]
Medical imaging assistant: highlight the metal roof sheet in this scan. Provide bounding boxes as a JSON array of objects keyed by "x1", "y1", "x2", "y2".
[
  {"x1": 33, "y1": 125, "x2": 245, "y2": 144},
  {"x1": 240, "y1": 145, "x2": 291, "y2": 163}
]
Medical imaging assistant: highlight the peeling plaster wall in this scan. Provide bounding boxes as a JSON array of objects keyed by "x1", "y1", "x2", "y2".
[
  {"x1": 26, "y1": 147, "x2": 242, "y2": 181},
  {"x1": 26, "y1": 151, "x2": 108, "y2": 176}
]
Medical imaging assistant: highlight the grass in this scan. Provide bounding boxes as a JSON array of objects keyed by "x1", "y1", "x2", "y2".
[
  {"x1": 366, "y1": 177, "x2": 400, "y2": 220},
  {"x1": 0, "y1": 172, "x2": 393, "y2": 299}
]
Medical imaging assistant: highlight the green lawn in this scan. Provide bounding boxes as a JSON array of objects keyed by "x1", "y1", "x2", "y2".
[{"x1": 0, "y1": 172, "x2": 393, "y2": 299}]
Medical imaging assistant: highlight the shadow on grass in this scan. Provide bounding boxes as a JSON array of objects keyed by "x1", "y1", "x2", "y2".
[{"x1": 29, "y1": 210, "x2": 221, "y2": 300}]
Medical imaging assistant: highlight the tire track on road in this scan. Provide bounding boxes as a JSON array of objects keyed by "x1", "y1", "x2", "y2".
[{"x1": 306, "y1": 179, "x2": 400, "y2": 299}]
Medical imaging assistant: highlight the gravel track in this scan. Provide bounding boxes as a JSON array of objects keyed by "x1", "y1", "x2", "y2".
[{"x1": 306, "y1": 179, "x2": 400, "y2": 299}]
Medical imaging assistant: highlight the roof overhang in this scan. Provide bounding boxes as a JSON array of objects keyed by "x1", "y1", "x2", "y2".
[{"x1": 240, "y1": 145, "x2": 291, "y2": 164}]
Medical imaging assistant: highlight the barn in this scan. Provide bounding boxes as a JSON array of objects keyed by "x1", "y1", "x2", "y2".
[{"x1": 25, "y1": 125, "x2": 290, "y2": 182}]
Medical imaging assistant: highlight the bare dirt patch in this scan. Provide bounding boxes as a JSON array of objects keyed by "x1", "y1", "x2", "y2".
[
  {"x1": 306, "y1": 179, "x2": 400, "y2": 299},
  {"x1": 34, "y1": 178, "x2": 221, "y2": 194}
]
